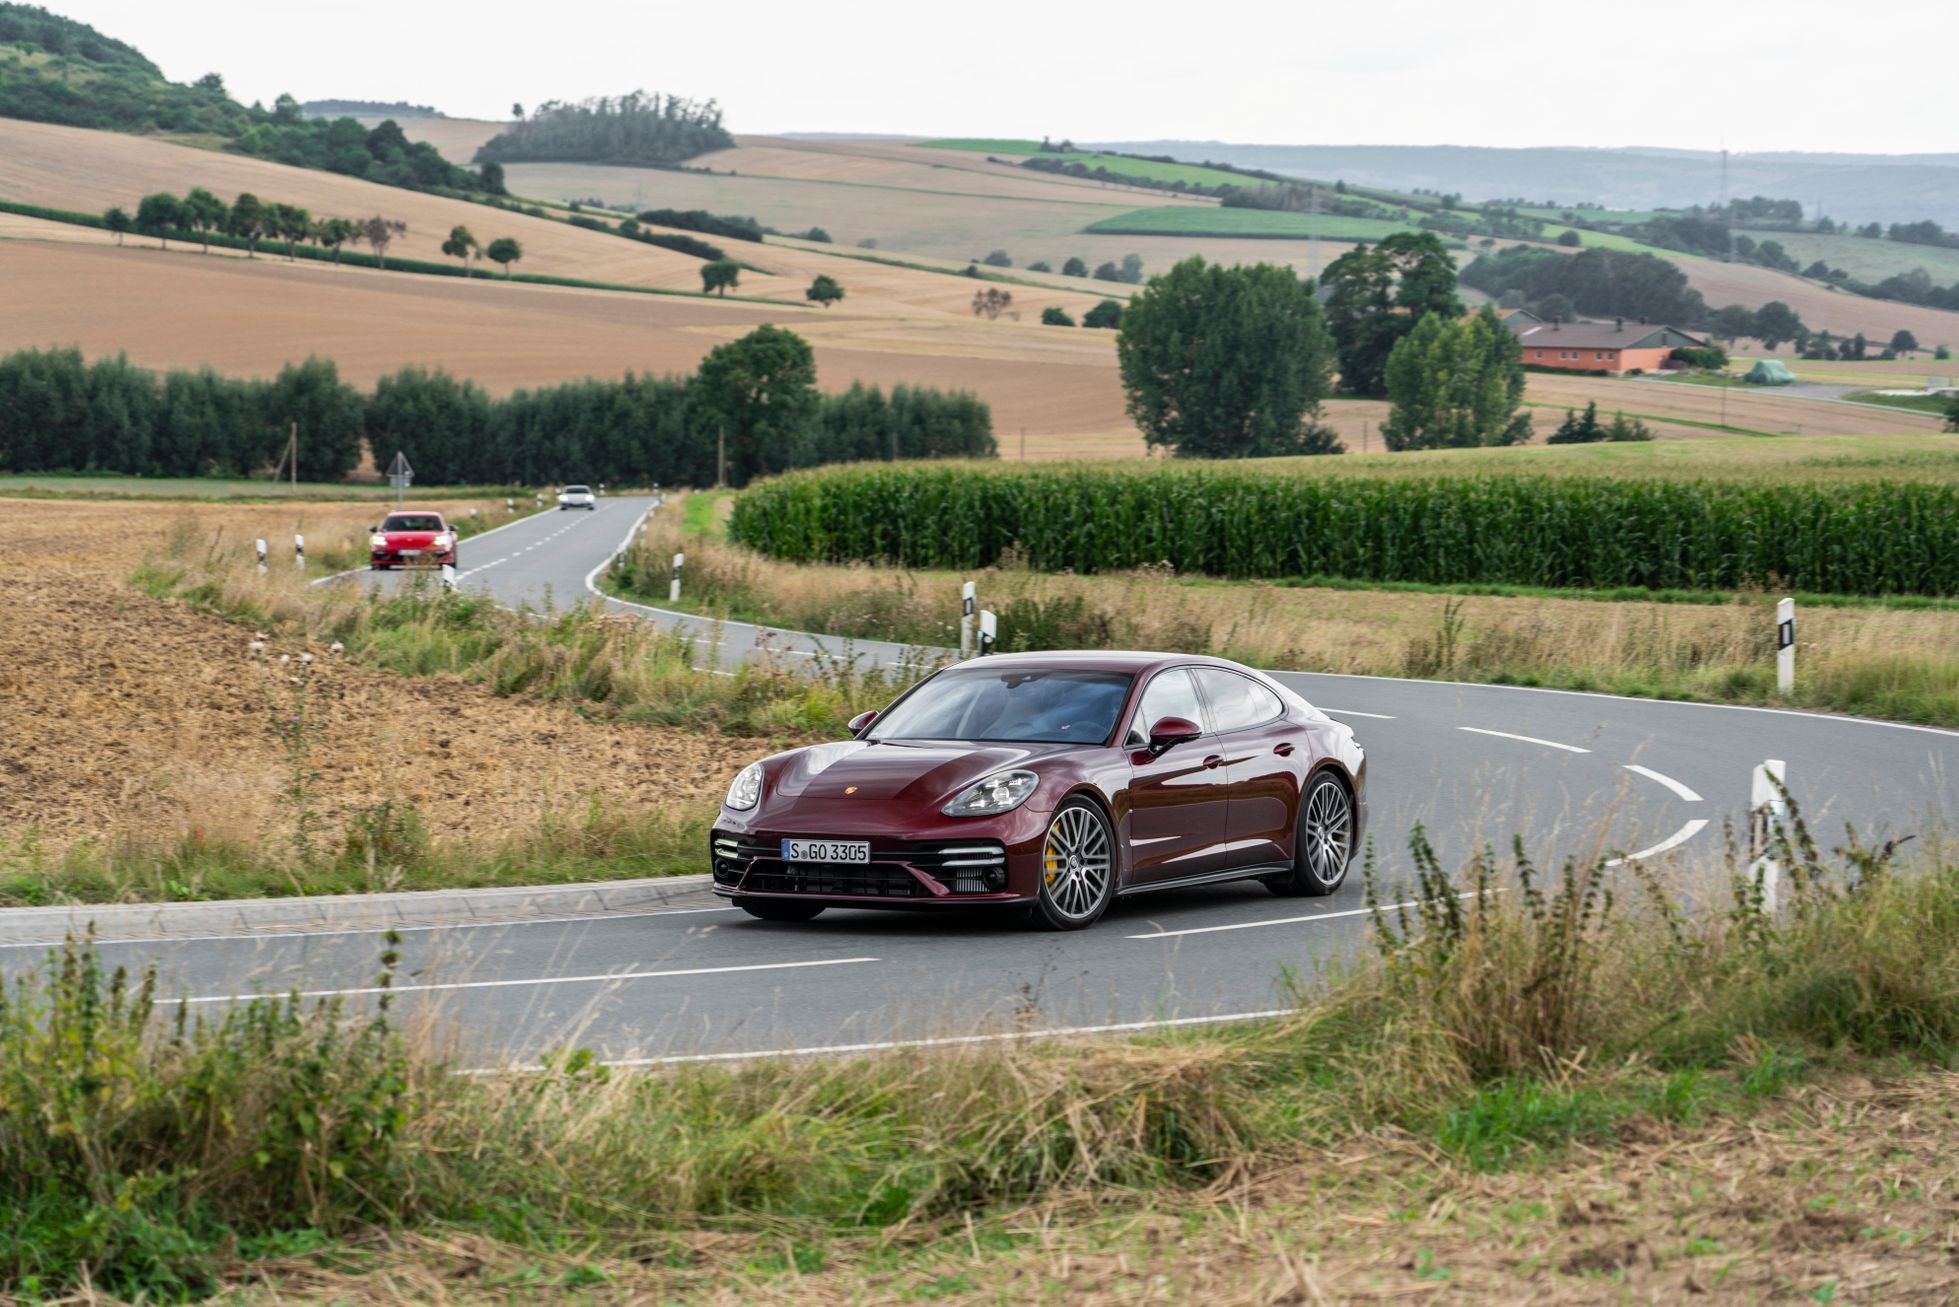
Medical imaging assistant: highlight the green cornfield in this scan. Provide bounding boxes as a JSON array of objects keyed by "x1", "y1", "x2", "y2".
[{"x1": 728, "y1": 464, "x2": 1959, "y2": 597}]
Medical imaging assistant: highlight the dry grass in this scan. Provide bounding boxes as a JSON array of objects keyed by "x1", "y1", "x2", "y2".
[
  {"x1": 230, "y1": 1071, "x2": 1959, "y2": 1304},
  {"x1": 636, "y1": 506, "x2": 1959, "y2": 726}
]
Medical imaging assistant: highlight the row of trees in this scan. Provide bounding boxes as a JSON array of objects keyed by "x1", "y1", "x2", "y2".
[
  {"x1": 1459, "y1": 246, "x2": 1709, "y2": 328},
  {"x1": 106, "y1": 188, "x2": 421, "y2": 267},
  {"x1": 1113, "y1": 252, "x2": 1532, "y2": 459},
  {"x1": 1040, "y1": 301, "x2": 1122, "y2": 329},
  {"x1": 0, "y1": 330, "x2": 994, "y2": 486}
]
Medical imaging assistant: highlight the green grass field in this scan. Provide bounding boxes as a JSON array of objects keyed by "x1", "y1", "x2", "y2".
[
  {"x1": 915, "y1": 137, "x2": 1045, "y2": 154},
  {"x1": 1741, "y1": 229, "x2": 1959, "y2": 286},
  {"x1": 1083, "y1": 206, "x2": 1423, "y2": 242},
  {"x1": 1534, "y1": 224, "x2": 1663, "y2": 254},
  {"x1": 1517, "y1": 205, "x2": 1671, "y2": 224},
  {"x1": 919, "y1": 140, "x2": 1271, "y2": 191},
  {"x1": 1845, "y1": 390, "x2": 1954, "y2": 416}
]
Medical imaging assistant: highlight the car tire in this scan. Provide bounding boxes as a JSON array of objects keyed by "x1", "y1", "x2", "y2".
[
  {"x1": 737, "y1": 899, "x2": 827, "y2": 923},
  {"x1": 1268, "y1": 771, "x2": 1353, "y2": 897},
  {"x1": 1031, "y1": 798, "x2": 1116, "y2": 931}
]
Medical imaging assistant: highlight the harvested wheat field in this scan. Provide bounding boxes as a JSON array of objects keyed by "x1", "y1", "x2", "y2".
[
  {"x1": 0, "y1": 240, "x2": 1135, "y2": 446},
  {"x1": 0, "y1": 498, "x2": 768, "y2": 854},
  {"x1": 1524, "y1": 372, "x2": 1943, "y2": 437}
]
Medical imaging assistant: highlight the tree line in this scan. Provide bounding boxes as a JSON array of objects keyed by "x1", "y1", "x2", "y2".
[
  {"x1": 475, "y1": 92, "x2": 734, "y2": 167},
  {"x1": 1115, "y1": 237, "x2": 1534, "y2": 458},
  {"x1": 1458, "y1": 246, "x2": 1709, "y2": 327},
  {"x1": 0, "y1": 329, "x2": 993, "y2": 486}
]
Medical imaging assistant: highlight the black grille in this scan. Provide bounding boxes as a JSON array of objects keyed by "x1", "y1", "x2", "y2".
[{"x1": 712, "y1": 834, "x2": 1008, "y2": 896}]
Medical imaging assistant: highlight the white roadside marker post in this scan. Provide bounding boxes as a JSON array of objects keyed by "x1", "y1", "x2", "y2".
[
  {"x1": 960, "y1": 581, "x2": 977, "y2": 660},
  {"x1": 506, "y1": 498, "x2": 514, "y2": 513},
  {"x1": 254, "y1": 538, "x2": 267, "y2": 574},
  {"x1": 293, "y1": 534, "x2": 305, "y2": 569},
  {"x1": 670, "y1": 552, "x2": 684, "y2": 603},
  {"x1": 1776, "y1": 597, "x2": 1796, "y2": 695},
  {"x1": 441, "y1": 563, "x2": 457, "y2": 591},
  {"x1": 978, "y1": 609, "x2": 997, "y2": 657},
  {"x1": 1749, "y1": 758, "x2": 1788, "y2": 915}
]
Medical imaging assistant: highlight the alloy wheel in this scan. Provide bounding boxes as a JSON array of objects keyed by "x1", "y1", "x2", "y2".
[
  {"x1": 1040, "y1": 803, "x2": 1113, "y2": 924},
  {"x1": 1301, "y1": 776, "x2": 1352, "y2": 887}
]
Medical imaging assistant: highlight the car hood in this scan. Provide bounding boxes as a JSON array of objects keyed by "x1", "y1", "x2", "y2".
[
  {"x1": 381, "y1": 530, "x2": 444, "y2": 544},
  {"x1": 768, "y1": 739, "x2": 1078, "y2": 806}
]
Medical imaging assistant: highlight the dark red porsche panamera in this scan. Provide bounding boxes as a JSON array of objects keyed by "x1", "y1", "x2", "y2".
[{"x1": 711, "y1": 652, "x2": 1367, "y2": 930}]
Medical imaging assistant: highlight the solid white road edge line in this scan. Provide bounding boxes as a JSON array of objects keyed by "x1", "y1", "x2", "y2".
[
  {"x1": 1126, "y1": 890, "x2": 1495, "y2": 940},
  {"x1": 1457, "y1": 726, "x2": 1592, "y2": 754},
  {"x1": 0, "y1": 896, "x2": 732, "y2": 953},
  {"x1": 1623, "y1": 763, "x2": 1704, "y2": 804},
  {"x1": 162, "y1": 955, "x2": 878, "y2": 1005},
  {"x1": 1605, "y1": 818, "x2": 1712, "y2": 868},
  {"x1": 530, "y1": 1008, "x2": 1302, "y2": 1071}
]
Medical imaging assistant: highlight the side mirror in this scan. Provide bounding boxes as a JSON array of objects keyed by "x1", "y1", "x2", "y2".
[
  {"x1": 367, "y1": 525, "x2": 377, "y2": 533},
  {"x1": 1146, "y1": 716, "x2": 1201, "y2": 757},
  {"x1": 846, "y1": 709, "x2": 879, "y2": 737}
]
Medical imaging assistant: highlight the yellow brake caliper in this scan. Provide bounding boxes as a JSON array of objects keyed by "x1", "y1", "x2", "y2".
[{"x1": 1044, "y1": 838, "x2": 1062, "y2": 886}]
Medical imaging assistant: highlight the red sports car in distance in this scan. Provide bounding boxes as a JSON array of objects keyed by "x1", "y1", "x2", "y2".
[
  {"x1": 369, "y1": 510, "x2": 458, "y2": 570},
  {"x1": 712, "y1": 652, "x2": 1368, "y2": 930}
]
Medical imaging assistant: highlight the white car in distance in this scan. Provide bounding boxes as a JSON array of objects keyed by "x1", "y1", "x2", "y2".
[{"x1": 557, "y1": 484, "x2": 598, "y2": 511}]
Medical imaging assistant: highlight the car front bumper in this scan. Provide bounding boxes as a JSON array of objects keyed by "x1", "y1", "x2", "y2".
[
  {"x1": 371, "y1": 548, "x2": 457, "y2": 566},
  {"x1": 710, "y1": 802, "x2": 1058, "y2": 907}
]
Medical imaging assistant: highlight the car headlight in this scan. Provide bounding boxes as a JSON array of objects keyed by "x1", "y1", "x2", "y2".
[
  {"x1": 370, "y1": 534, "x2": 386, "y2": 548},
  {"x1": 724, "y1": 761, "x2": 764, "y2": 811},
  {"x1": 434, "y1": 534, "x2": 453, "y2": 549},
  {"x1": 942, "y1": 770, "x2": 1039, "y2": 817}
]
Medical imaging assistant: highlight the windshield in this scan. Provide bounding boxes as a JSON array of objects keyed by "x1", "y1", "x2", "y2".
[
  {"x1": 382, "y1": 515, "x2": 443, "y2": 532},
  {"x1": 867, "y1": 669, "x2": 1132, "y2": 745},
  {"x1": 563, "y1": 486, "x2": 590, "y2": 494}
]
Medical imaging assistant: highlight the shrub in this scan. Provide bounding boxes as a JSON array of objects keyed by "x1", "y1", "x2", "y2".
[
  {"x1": 1083, "y1": 299, "x2": 1123, "y2": 329},
  {"x1": 1040, "y1": 306, "x2": 1075, "y2": 326}
]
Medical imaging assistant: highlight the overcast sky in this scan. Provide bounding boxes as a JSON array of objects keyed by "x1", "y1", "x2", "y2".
[{"x1": 58, "y1": 0, "x2": 1959, "y2": 155}]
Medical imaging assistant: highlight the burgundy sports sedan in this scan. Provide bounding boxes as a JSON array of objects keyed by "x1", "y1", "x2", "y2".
[
  {"x1": 711, "y1": 652, "x2": 1367, "y2": 930},
  {"x1": 369, "y1": 510, "x2": 458, "y2": 570}
]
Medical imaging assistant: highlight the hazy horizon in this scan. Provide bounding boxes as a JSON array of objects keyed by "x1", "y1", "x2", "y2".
[{"x1": 51, "y1": 0, "x2": 1959, "y2": 156}]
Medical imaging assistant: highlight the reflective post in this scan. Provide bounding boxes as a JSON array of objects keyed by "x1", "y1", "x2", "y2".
[
  {"x1": 960, "y1": 581, "x2": 976, "y2": 660},
  {"x1": 293, "y1": 534, "x2": 305, "y2": 569},
  {"x1": 254, "y1": 538, "x2": 267, "y2": 574},
  {"x1": 978, "y1": 609, "x2": 997, "y2": 657},
  {"x1": 1749, "y1": 758, "x2": 1787, "y2": 914},
  {"x1": 1776, "y1": 597, "x2": 1795, "y2": 695},
  {"x1": 670, "y1": 552, "x2": 684, "y2": 603}
]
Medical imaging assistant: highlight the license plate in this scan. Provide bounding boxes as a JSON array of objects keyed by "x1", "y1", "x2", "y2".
[
  {"x1": 781, "y1": 838, "x2": 870, "y2": 864},
  {"x1": 398, "y1": 548, "x2": 422, "y2": 556}
]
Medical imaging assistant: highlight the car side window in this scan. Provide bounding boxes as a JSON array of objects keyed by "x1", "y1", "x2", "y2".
[
  {"x1": 1127, "y1": 668, "x2": 1205, "y2": 746},
  {"x1": 1194, "y1": 669, "x2": 1284, "y2": 734}
]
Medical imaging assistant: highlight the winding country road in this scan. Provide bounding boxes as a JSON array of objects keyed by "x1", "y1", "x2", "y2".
[{"x1": 7, "y1": 494, "x2": 1951, "y2": 1068}]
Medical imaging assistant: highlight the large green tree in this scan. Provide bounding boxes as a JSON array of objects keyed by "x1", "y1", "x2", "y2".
[
  {"x1": 1116, "y1": 256, "x2": 1341, "y2": 458},
  {"x1": 485, "y1": 236, "x2": 523, "y2": 278},
  {"x1": 1381, "y1": 307, "x2": 1532, "y2": 450},
  {"x1": 134, "y1": 192, "x2": 184, "y2": 249},
  {"x1": 690, "y1": 325, "x2": 820, "y2": 484},
  {"x1": 1751, "y1": 301, "x2": 1805, "y2": 351},
  {"x1": 261, "y1": 357, "x2": 365, "y2": 480},
  {"x1": 227, "y1": 193, "x2": 265, "y2": 257},
  {"x1": 442, "y1": 224, "x2": 479, "y2": 275},
  {"x1": 701, "y1": 258, "x2": 741, "y2": 296},
  {"x1": 1320, "y1": 231, "x2": 1462, "y2": 395},
  {"x1": 182, "y1": 187, "x2": 227, "y2": 252}
]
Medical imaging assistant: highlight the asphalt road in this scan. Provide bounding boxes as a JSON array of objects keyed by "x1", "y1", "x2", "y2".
[{"x1": 10, "y1": 494, "x2": 1950, "y2": 1068}]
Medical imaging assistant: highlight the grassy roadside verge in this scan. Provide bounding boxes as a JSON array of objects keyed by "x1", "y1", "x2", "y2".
[
  {"x1": 7, "y1": 804, "x2": 1955, "y2": 1300},
  {"x1": 612, "y1": 507, "x2": 1959, "y2": 729}
]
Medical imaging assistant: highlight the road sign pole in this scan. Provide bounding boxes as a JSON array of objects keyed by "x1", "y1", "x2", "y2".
[{"x1": 1775, "y1": 597, "x2": 1795, "y2": 695}]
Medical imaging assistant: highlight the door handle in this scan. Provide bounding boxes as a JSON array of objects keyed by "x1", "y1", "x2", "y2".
[
  {"x1": 1203, "y1": 754, "x2": 1223, "y2": 769},
  {"x1": 1273, "y1": 742, "x2": 1295, "y2": 756}
]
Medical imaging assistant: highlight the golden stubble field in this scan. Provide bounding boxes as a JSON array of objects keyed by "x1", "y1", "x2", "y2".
[{"x1": 0, "y1": 499, "x2": 768, "y2": 852}]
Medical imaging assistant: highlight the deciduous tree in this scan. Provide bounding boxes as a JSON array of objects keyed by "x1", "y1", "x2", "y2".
[
  {"x1": 690, "y1": 325, "x2": 820, "y2": 485},
  {"x1": 442, "y1": 224, "x2": 479, "y2": 275},
  {"x1": 1321, "y1": 232, "x2": 1462, "y2": 395},
  {"x1": 1083, "y1": 299, "x2": 1123, "y2": 329},
  {"x1": 1061, "y1": 256, "x2": 1088, "y2": 277},
  {"x1": 1381, "y1": 307, "x2": 1531, "y2": 450},
  {"x1": 134, "y1": 192, "x2": 184, "y2": 249},
  {"x1": 361, "y1": 215, "x2": 407, "y2": 269},
  {"x1": 1116, "y1": 256, "x2": 1340, "y2": 458},
  {"x1": 103, "y1": 206, "x2": 130, "y2": 246},
  {"x1": 227, "y1": 193, "x2": 265, "y2": 257},
  {"x1": 805, "y1": 274, "x2": 845, "y2": 307},
  {"x1": 701, "y1": 258, "x2": 741, "y2": 296},
  {"x1": 486, "y1": 236, "x2": 523, "y2": 278},
  {"x1": 1752, "y1": 301, "x2": 1805, "y2": 351},
  {"x1": 183, "y1": 187, "x2": 227, "y2": 253},
  {"x1": 1040, "y1": 306, "x2": 1074, "y2": 326}
]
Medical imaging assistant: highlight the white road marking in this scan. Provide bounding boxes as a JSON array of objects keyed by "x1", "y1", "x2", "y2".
[
  {"x1": 1605, "y1": 818, "x2": 1711, "y2": 867},
  {"x1": 548, "y1": 1007, "x2": 1302, "y2": 1070},
  {"x1": 1458, "y1": 726, "x2": 1592, "y2": 753},
  {"x1": 1126, "y1": 890, "x2": 1493, "y2": 940},
  {"x1": 1623, "y1": 764, "x2": 1704, "y2": 803},
  {"x1": 164, "y1": 955, "x2": 876, "y2": 1005},
  {"x1": 1319, "y1": 708, "x2": 1396, "y2": 719}
]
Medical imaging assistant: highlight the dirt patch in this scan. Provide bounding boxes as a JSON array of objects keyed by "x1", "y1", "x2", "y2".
[{"x1": 0, "y1": 499, "x2": 768, "y2": 853}]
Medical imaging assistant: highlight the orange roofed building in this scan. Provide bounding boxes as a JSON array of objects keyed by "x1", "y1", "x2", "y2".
[{"x1": 1505, "y1": 315, "x2": 1707, "y2": 375}]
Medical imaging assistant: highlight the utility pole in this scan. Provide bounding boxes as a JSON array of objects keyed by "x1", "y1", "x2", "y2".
[
  {"x1": 289, "y1": 422, "x2": 297, "y2": 488},
  {"x1": 716, "y1": 425, "x2": 726, "y2": 489}
]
